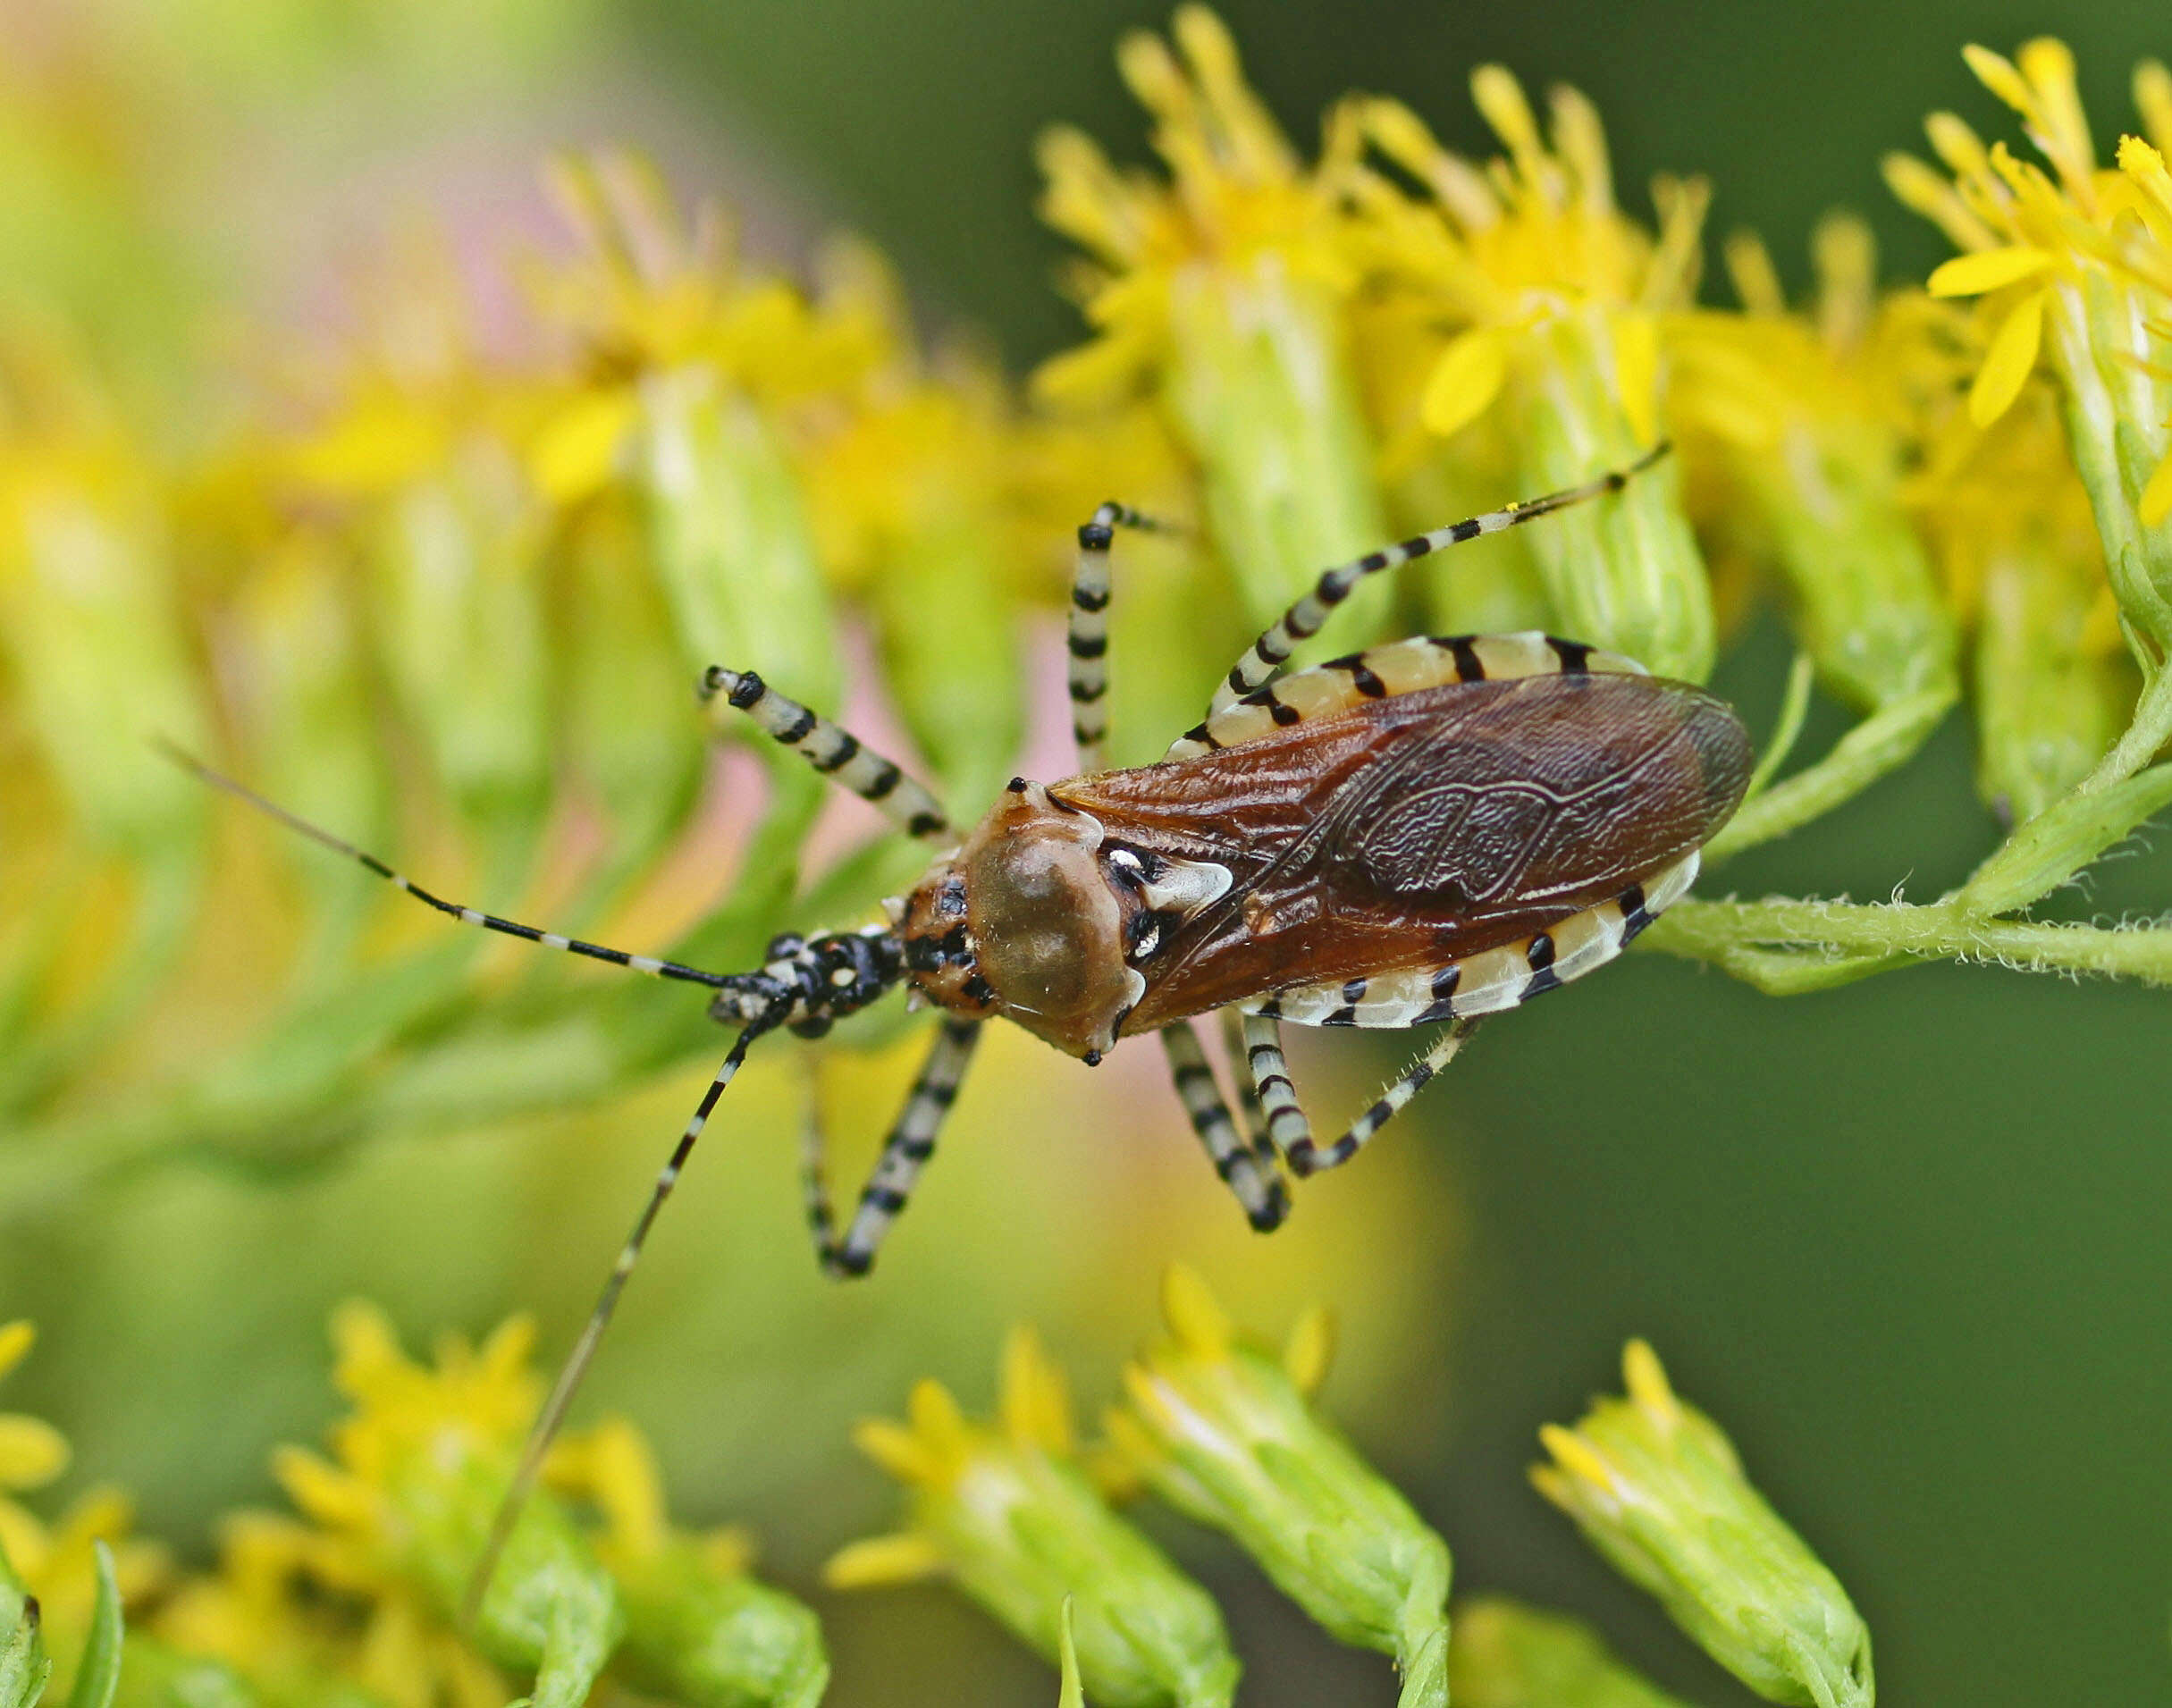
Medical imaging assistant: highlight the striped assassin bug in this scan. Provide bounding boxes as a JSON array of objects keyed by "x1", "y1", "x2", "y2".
[{"x1": 169, "y1": 439, "x2": 1751, "y2": 1608}]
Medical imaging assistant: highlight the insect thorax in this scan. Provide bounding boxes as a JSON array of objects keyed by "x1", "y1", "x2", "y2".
[{"x1": 897, "y1": 779, "x2": 1231, "y2": 1062}]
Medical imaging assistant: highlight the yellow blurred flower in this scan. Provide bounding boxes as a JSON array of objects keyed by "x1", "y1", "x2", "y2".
[{"x1": 0, "y1": 1324, "x2": 167, "y2": 1697}]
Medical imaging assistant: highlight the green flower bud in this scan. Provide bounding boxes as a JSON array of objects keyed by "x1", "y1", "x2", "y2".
[
  {"x1": 637, "y1": 368, "x2": 842, "y2": 717},
  {"x1": 1534, "y1": 1342, "x2": 1872, "y2": 1708},
  {"x1": 366, "y1": 451, "x2": 554, "y2": 831},
  {"x1": 1511, "y1": 312, "x2": 1715, "y2": 683},
  {"x1": 558, "y1": 1418, "x2": 828, "y2": 1708},
  {"x1": 829, "y1": 1328, "x2": 1239, "y2": 1708},
  {"x1": 1106, "y1": 1268, "x2": 1450, "y2": 1706}
]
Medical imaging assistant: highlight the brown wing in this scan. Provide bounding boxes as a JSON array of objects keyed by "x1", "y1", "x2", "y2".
[{"x1": 1054, "y1": 673, "x2": 1750, "y2": 1033}]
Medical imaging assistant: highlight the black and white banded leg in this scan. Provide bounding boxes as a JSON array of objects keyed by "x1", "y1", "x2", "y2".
[
  {"x1": 1242, "y1": 1010, "x2": 1480, "y2": 1177},
  {"x1": 158, "y1": 741, "x2": 740, "y2": 993},
  {"x1": 1219, "y1": 1006, "x2": 1281, "y2": 1181},
  {"x1": 1160, "y1": 1021, "x2": 1290, "y2": 1230},
  {"x1": 701, "y1": 666, "x2": 951, "y2": 841},
  {"x1": 1193, "y1": 443, "x2": 1671, "y2": 729},
  {"x1": 816, "y1": 1017, "x2": 981, "y2": 1276},
  {"x1": 1070, "y1": 501, "x2": 1176, "y2": 773},
  {"x1": 796, "y1": 1059, "x2": 840, "y2": 1264},
  {"x1": 465, "y1": 1005, "x2": 786, "y2": 1623}
]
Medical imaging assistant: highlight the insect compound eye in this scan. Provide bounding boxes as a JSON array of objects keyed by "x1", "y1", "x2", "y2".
[{"x1": 765, "y1": 931, "x2": 808, "y2": 961}]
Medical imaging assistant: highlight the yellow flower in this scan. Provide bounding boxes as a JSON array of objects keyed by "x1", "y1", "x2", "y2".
[
  {"x1": 156, "y1": 1303, "x2": 621, "y2": 1708},
  {"x1": 1033, "y1": 6, "x2": 1360, "y2": 409},
  {"x1": 0, "y1": 1325, "x2": 168, "y2": 1698},
  {"x1": 1034, "y1": 8, "x2": 1393, "y2": 642},
  {"x1": 0, "y1": 1325, "x2": 65, "y2": 1500},
  {"x1": 1347, "y1": 71, "x2": 1713, "y2": 677},
  {"x1": 830, "y1": 1325, "x2": 1240, "y2": 1708},
  {"x1": 1534, "y1": 1342, "x2": 1872, "y2": 1708},
  {"x1": 1888, "y1": 40, "x2": 2172, "y2": 759}
]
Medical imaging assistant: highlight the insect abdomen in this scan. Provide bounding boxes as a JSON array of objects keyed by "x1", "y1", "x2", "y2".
[{"x1": 1250, "y1": 850, "x2": 1701, "y2": 1029}]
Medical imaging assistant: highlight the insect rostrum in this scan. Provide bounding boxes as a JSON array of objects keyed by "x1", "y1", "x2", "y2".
[{"x1": 173, "y1": 442, "x2": 1749, "y2": 1614}]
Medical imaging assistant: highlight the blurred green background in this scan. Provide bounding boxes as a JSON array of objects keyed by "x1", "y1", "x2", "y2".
[{"x1": 6, "y1": 0, "x2": 2172, "y2": 1704}]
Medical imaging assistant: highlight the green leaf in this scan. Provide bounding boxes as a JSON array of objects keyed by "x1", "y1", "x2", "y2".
[{"x1": 63, "y1": 1543, "x2": 122, "y2": 1708}]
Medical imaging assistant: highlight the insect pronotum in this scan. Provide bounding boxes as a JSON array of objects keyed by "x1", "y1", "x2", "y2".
[{"x1": 169, "y1": 439, "x2": 1751, "y2": 1616}]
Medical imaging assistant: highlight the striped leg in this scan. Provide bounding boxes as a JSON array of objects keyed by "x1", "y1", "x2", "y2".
[
  {"x1": 159, "y1": 742, "x2": 743, "y2": 992},
  {"x1": 797, "y1": 1062, "x2": 840, "y2": 1266},
  {"x1": 1242, "y1": 1011, "x2": 1480, "y2": 1177},
  {"x1": 701, "y1": 667, "x2": 951, "y2": 842},
  {"x1": 1071, "y1": 501, "x2": 1175, "y2": 772},
  {"x1": 823, "y1": 1018, "x2": 981, "y2": 1277},
  {"x1": 1193, "y1": 443, "x2": 1670, "y2": 730},
  {"x1": 1219, "y1": 1006, "x2": 1281, "y2": 1179},
  {"x1": 467, "y1": 1007, "x2": 787, "y2": 1620},
  {"x1": 1160, "y1": 1021, "x2": 1290, "y2": 1231}
]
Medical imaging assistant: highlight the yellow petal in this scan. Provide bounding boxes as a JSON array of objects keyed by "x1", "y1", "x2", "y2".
[
  {"x1": 1612, "y1": 312, "x2": 1660, "y2": 448},
  {"x1": 1927, "y1": 247, "x2": 2057, "y2": 297},
  {"x1": 0, "y1": 1324, "x2": 32, "y2": 1384},
  {"x1": 853, "y1": 1418, "x2": 947, "y2": 1486},
  {"x1": 2140, "y1": 449, "x2": 2172, "y2": 528},
  {"x1": 530, "y1": 387, "x2": 639, "y2": 506},
  {"x1": 2137, "y1": 60, "x2": 2172, "y2": 156},
  {"x1": 905, "y1": 1378, "x2": 971, "y2": 1463},
  {"x1": 1969, "y1": 289, "x2": 2046, "y2": 427},
  {"x1": 1419, "y1": 327, "x2": 1510, "y2": 439},
  {"x1": 1621, "y1": 1339, "x2": 1681, "y2": 1431},
  {"x1": 1723, "y1": 231, "x2": 1786, "y2": 317},
  {"x1": 823, "y1": 1531, "x2": 947, "y2": 1589},
  {"x1": 1281, "y1": 1305, "x2": 1336, "y2": 1397},
  {"x1": 1536, "y1": 1424, "x2": 1621, "y2": 1500},
  {"x1": 1470, "y1": 65, "x2": 1543, "y2": 169},
  {"x1": 0, "y1": 1416, "x2": 69, "y2": 1490},
  {"x1": 1924, "y1": 111, "x2": 1991, "y2": 179},
  {"x1": 1962, "y1": 44, "x2": 2034, "y2": 117},
  {"x1": 1159, "y1": 1264, "x2": 1232, "y2": 1357},
  {"x1": 271, "y1": 1445, "x2": 375, "y2": 1528},
  {"x1": 998, "y1": 1326, "x2": 1074, "y2": 1456}
]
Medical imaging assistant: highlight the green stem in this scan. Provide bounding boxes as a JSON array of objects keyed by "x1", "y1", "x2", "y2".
[
  {"x1": 2075, "y1": 667, "x2": 2172, "y2": 795},
  {"x1": 1646, "y1": 895, "x2": 2172, "y2": 985}
]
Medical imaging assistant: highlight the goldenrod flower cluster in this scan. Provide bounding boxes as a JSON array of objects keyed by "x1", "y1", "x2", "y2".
[{"x1": 0, "y1": 1308, "x2": 824, "y2": 1708}]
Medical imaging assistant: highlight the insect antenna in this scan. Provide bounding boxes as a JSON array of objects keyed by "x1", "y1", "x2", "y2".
[
  {"x1": 156, "y1": 739, "x2": 741, "y2": 992},
  {"x1": 1202, "y1": 441, "x2": 1675, "y2": 718},
  {"x1": 156, "y1": 741, "x2": 815, "y2": 1616},
  {"x1": 461, "y1": 997, "x2": 792, "y2": 1625}
]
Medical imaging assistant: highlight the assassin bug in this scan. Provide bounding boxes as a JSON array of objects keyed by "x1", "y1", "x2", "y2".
[{"x1": 168, "y1": 439, "x2": 1751, "y2": 1609}]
